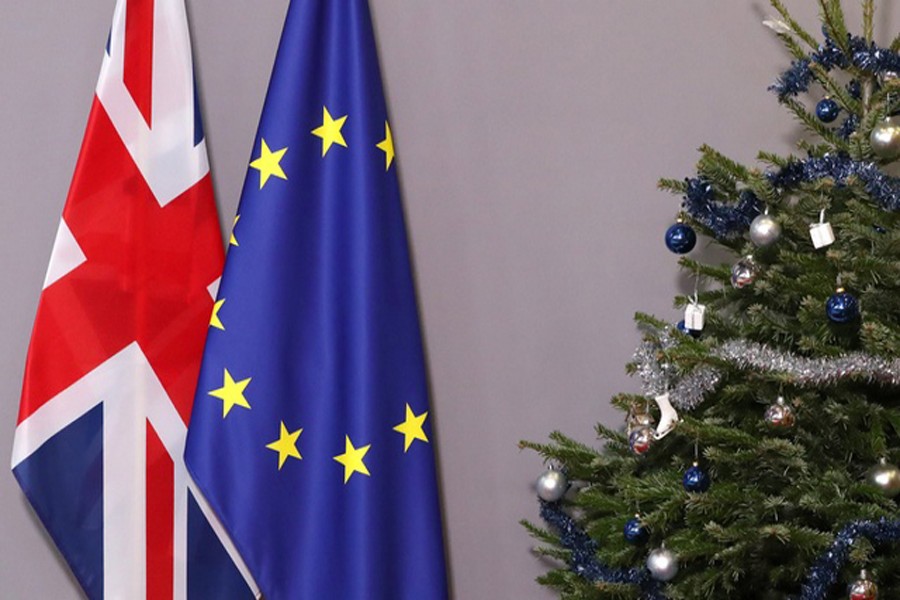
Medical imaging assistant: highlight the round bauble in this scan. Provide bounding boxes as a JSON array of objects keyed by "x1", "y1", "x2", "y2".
[
  {"x1": 749, "y1": 213, "x2": 782, "y2": 247},
  {"x1": 870, "y1": 117, "x2": 900, "y2": 161},
  {"x1": 764, "y1": 396, "x2": 796, "y2": 429},
  {"x1": 849, "y1": 570, "x2": 878, "y2": 600},
  {"x1": 867, "y1": 459, "x2": 900, "y2": 498},
  {"x1": 731, "y1": 256, "x2": 760, "y2": 289},
  {"x1": 623, "y1": 516, "x2": 650, "y2": 545},
  {"x1": 646, "y1": 547, "x2": 678, "y2": 582},
  {"x1": 535, "y1": 468, "x2": 568, "y2": 502},
  {"x1": 826, "y1": 288, "x2": 860, "y2": 323},
  {"x1": 665, "y1": 222, "x2": 697, "y2": 254},
  {"x1": 816, "y1": 98, "x2": 841, "y2": 123},
  {"x1": 629, "y1": 427, "x2": 654, "y2": 456},
  {"x1": 879, "y1": 70, "x2": 899, "y2": 87},
  {"x1": 682, "y1": 462, "x2": 711, "y2": 493},
  {"x1": 676, "y1": 319, "x2": 701, "y2": 338}
]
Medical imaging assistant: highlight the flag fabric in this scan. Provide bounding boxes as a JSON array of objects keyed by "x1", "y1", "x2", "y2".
[
  {"x1": 11, "y1": 1, "x2": 256, "y2": 598},
  {"x1": 183, "y1": 1, "x2": 450, "y2": 598}
]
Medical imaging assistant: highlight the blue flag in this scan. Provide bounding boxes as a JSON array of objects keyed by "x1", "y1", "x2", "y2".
[{"x1": 183, "y1": 1, "x2": 449, "y2": 598}]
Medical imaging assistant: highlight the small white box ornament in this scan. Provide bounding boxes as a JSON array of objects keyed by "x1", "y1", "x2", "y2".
[
  {"x1": 684, "y1": 302, "x2": 706, "y2": 331},
  {"x1": 810, "y1": 209, "x2": 835, "y2": 249}
]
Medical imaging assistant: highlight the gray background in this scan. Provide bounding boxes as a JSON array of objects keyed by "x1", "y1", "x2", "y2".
[{"x1": 2, "y1": 2, "x2": 898, "y2": 598}]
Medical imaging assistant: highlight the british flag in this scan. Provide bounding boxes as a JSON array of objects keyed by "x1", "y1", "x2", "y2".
[{"x1": 11, "y1": 1, "x2": 256, "y2": 598}]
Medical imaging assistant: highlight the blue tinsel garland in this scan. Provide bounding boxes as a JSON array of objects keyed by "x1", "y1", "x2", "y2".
[
  {"x1": 767, "y1": 153, "x2": 900, "y2": 211},
  {"x1": 681, "y1": 178, "x2": 762, "y2": 240},
  {"x1": 539, "y1": 500, "x2": 666, "y2": 599},
  {"x1": 541, "y1": 499, "x2": 900, "y2": 599},
  {"x1": 800, "y1": 518, "x2": 900, "y2": 600},
  {"x1": 771, "y1": 33, "x2": 900, "y2": 100},
  {"x1": 682, "y1": 154, "x2": 900, "y2": 240}
]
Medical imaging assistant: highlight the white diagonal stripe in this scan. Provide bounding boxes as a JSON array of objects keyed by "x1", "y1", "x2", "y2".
[{"x1": 96, "y1": 0, "x2": 209, "y2": 207}]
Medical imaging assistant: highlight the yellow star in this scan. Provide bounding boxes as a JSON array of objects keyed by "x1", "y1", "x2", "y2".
[
  {"x1": 249, "y1": 139, "x2": 288, "y2": 189},
  {"x1": 333, "y1": 435, "x2": 371, "y2": 483},
  {"x1": 230, "y1": 215, "x2": 240, "y2": 246},
  {"x1": 376, "y1": 121, "x2": 395, "y2": 171},
  {"x1": 210, "y1": 298, "x2": 225, "y2": 330},
  {"x1": 311, "y1": 106, "x2": 348, "y2": 157},
  {"x1": 208, "y1": 368, "x2": 251, "y2": 418},
  {"x1": 393, "y1": 404, "x2": 429, "y2": 452},
  {"x1": 266, "y1": 421, "x2": 303, "y2": 470}
]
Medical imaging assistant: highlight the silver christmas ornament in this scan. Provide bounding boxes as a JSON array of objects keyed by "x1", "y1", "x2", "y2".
[
  {"x1": 866, "y1": 458, "x2": 900, "y2": 498},
  {"x1": 878, "y1": 70, "x2": 899, "y2": 87},
  {"x1": 629, "y1": 426, "x2": 654, "y2": 456},
  {"x1": 749, "y1": 213, "x2": 781, "y2": 247},
  {"x1": 730, "y1": 256, "x2": 760, "y2": 289},
  {"x1": 633, "y1": 412, "x2": 654, "y2": 429},
  {"x1": 646, "y1": 547, "x2": 678, "y2": 582},
  {"x1": 535, "y1": 468, "x2": 568, "y2": 502},
  {"x1": 849, "y1": 570, "x2": 878, "y2": 600},
  {"x1": 764, "y1": 396, "x2": 796, "y2": 429},
  {"x1": 870, "y1": 117, "x2": 900, "y2": 161}
]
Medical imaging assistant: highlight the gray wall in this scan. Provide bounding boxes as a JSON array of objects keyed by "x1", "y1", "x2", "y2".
[{"x1": 2, "y1": 2, "x2": 898, "y2": 598}]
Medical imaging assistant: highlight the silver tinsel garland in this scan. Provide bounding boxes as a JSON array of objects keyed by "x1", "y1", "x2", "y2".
[{"x1": 634, "y1": 328, "x2": 900, "y2": 411}]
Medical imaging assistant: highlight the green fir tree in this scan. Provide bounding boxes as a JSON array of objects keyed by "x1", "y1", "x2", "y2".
[{"x1": 523, "y1": 1, "x2": 900, "y2": 598}]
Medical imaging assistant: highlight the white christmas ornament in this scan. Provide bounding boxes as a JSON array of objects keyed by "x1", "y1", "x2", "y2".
[
  {"x1": 810, "y1": 209, "x2": 835, "y2": 249},
  {"x1": 684, "y1": 302, "x2": 706, "y2": 332},
  {"x1": 647, "y1": 547, "x2": 679, "y2": 582},
  {"x1": 762, "y1": 18, "x2": 792, "y2": 34},
  {"x1": 652, "y1": 393, "x2": 679, "y2": 439}
]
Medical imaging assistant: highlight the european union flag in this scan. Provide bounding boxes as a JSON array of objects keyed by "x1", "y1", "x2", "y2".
[{"x1": 183, "y1": 1, "x2": 449, "y2": 598}]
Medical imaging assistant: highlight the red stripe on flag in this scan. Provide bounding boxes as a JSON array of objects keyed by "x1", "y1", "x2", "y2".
[
  {"x1": 147, "y1": 421, "x2": 174, "y2": 600},
  {"x1": 18, "y1": 98, "x2": 223, "y2": 425},
  {"x1": 124, "y1": 0, "x2": 154, "y2": 127}
]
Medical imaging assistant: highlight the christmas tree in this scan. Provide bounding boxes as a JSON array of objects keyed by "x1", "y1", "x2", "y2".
[{"x1": 523, "y1": 1, "x2": 900, "y2": 598}]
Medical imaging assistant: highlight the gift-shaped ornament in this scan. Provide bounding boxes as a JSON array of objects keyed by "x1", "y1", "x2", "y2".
[
  {"x1": 810, "y1": 222, "x2": 834, "y2": 249},
  {"x1": 684, "y1": 303, "x2": 706, "y2": 331},
  {"x1": 810, "y1": 210, "x2": 835, "y2": 249}
]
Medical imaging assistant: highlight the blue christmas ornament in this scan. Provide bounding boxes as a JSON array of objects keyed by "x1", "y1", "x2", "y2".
[
  {"x1": 676, "y1": 320, "x2": 701, "y2": 338},
  {"x1": 623, "y1": 516, "x2": 649, "y2": 544},
  {"x1": 825, "y1": 288, "x2": 859, "y2": 323},
  {"x1": 815, "y1": 97, "x2": 840, "y2": 123},
  {"x1": 682, "y1": 462, "x2": 710, "y2": 493},
  {"x1": 665, "y1": 221, "x2": 696, "y2": 254}
]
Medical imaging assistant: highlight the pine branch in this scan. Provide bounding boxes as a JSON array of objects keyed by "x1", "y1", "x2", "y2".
[
  {"x1": 633, "y1": 311, "x2": 671, "y2": 330},
  {"x1": 775, "y1": 31, "x2": 813, "y2": 62},
  {"x1": 757, "y1": 150, "x2": 792, "y2": 168},
  {"x1": 863, "y1": 0, "x2": 875, "y2": 43},
  {"x1": 769, "y1": 0, "x2": 821, "y2": 50},
  {"x1": 868, "y1": 76, "x2": 900, "y2": 109},
  {"x1": 781, "y1": 97, "x2": 849, "y2": 150},
  {"x1": 657, "y1": 177, "x2": 687, "y2": 195},
  {"x1": 698, "y1": 145, "x2": 751, "y2": 181},
  {"x1": 745, "y1": 171, "x2": 779, "y2": 206},
  {"x1": 809, "y1": 63, "x2": 862, "y2": 114},
  {"x1": 678, "y1": 257, "x2": 733, "y2": 286},
  {"x1": 521, "y1": 519, "x2": 564, "y2": 546},
  {"x1": 819, "y1": 0, "x2": 851, "y2": 53}
]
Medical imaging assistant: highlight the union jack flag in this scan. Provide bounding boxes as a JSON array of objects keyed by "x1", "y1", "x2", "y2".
[{"x1": 11, "y1": 1, "x2": 257, "y2": 598}]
